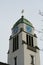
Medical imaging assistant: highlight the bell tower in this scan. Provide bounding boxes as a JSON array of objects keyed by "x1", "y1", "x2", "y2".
[{"x1": 8, "y1": 16, "x2": 40, "y2": 65}]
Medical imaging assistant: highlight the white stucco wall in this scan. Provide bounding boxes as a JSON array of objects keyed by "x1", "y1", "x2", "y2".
[
  {"x1": 33, "y1": 37, "x2": 37, "y2": 46},
  {"x1": 21, "y1": 31, "x2": 40, "y2": 65},
  {"x1": 8, "y1": 45, "x2": 24, "y2": 65},
  {"x1": 8, "y1": 32, "x2": 24, "y2": 65},
  {"x1": 23, "y1": 44, "x2": 40, "y2": 65}
]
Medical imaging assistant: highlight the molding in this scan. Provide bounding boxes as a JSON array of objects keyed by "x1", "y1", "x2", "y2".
[
  {"x1": 27, "y1": 45, "x2": 36, "y2": 52},
  {"x1": 35, "y1": 46, "x2": 40, "y2": 50},
  {"x1": 22, "y1": 40, "x2": 40, "y2": 52}
]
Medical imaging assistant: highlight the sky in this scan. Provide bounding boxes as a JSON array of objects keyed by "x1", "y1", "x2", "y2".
[{"x1": 0, "y1": 0, "x2": 43, "y2": 65}]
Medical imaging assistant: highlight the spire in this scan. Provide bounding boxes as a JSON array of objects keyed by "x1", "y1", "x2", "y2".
[{"x1": 21, "y1": 9, "x2": 24, "y2": 16}]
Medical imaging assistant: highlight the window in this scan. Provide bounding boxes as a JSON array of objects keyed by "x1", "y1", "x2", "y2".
[
  {"x1": 31, "y1": 37, "x2": 33, "y2": 47},
  {"x1": 13, "y1": 38, "x2": 15, "y2": 51},
  {"x1": 14, "y1": 57, "x2": 17, "y2": 65},
  {"x1": 26, "y1": 34, "x2": 33, "y2": 47},
  {"x1": 29, "y1": 36, "x2": 33, "y2": 46},
  {"x1": 13, "y1": 35, "x2": 19, "y2": 52},
  {"x1": 29, "y1": 36, "x2": 31, "y2": 46},
  {"x1": 31, "y1": 55, "x2": 35, "y2": 65},
  {"x1": 26, "y1": 34, "x2": 29, "y2": 45},
  {"x1": 31, "y1": 55, "x2": 34, "y2": 64}
]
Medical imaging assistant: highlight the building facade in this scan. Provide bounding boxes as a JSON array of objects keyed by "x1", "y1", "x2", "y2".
[
  {"x1": 8, "y1": 16, "x2": 40, "y2": 65},
  {"x1": 0, "y1": 62, "x2": 9, "y2": 65}
]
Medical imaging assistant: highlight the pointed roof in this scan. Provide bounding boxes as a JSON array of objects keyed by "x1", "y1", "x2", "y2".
[{"x1": 12, "y1": 16, "x2": 34, "y2": 29}]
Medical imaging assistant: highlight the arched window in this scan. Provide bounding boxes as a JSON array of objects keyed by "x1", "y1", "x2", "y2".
[
  {"x1": 13, "y1": 35, "x2": 19, "y2": 52},
  {"x1": 26, "y1": 34, "x2": 33, "y2": 47}
]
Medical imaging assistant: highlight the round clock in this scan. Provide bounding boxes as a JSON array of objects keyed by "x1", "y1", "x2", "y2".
[
  {"x1": 26, "y1": 25, "x2": 32, "y2": 33},
  {"x1": 12, "y1": 26, "x2": 18, "y2": 34}
]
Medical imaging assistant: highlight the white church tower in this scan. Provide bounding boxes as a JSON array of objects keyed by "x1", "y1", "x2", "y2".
[{"x1": 8, "y1": 16, "x2": 40, "y2": 65}]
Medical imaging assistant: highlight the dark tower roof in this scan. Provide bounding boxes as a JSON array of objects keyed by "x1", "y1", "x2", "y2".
[{"x1": 12, "y1": 16, "x2": 34, "y2": 29}]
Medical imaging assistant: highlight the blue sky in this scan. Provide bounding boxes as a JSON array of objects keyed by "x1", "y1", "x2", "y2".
[{"x1": 0, "y1": 0, "x2": 43, "y2": 65}]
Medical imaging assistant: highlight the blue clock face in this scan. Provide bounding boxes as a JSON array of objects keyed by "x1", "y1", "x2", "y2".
[
  {"x1": 26, "y1": 25, "x2": 32, "y2": 33},
  {"x1": 12, "y1": 26, "x2": 18, "y2": 34}
]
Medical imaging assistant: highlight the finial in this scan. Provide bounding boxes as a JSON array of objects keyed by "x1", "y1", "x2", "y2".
[{"x1": 21, "y1": 9, "x2": 24, "y2": 16}]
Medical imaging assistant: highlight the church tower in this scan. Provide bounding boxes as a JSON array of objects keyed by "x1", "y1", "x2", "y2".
[{"x1": 8, "y1": 16, "x2": 40, "y2": 65}]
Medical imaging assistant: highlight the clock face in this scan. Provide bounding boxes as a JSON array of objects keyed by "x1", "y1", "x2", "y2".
[
  {"x1": 26, "y1": 25, "x2": 32, "y2": 33},
  {"x1": 12, "y1": 26, "x2": 18, "y2": 34}
]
